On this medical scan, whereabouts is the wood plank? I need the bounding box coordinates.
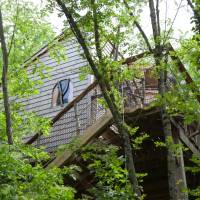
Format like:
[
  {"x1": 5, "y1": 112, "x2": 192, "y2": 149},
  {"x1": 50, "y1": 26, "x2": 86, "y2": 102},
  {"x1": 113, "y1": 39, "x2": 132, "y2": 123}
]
[
  {"x1": 101, "y1": 128, "x2": 122, "y2": 146},
  {"x1": 122, "y1": 51, "x2": 150, "y2": 65},
  {"x1": 171, "y1": 118, "x2": 200, "y2": 159},
  {"x1": 46, "y1": 111, "x2": 113, "y2": 168},
  {"x1": 168, "y1": 43, "x2": 200, "y2": 103}
]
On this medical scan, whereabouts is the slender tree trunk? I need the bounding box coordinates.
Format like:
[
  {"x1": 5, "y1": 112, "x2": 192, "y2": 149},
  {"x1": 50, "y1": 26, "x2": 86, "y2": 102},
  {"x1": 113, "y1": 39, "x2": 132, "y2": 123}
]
[
  {"x1": 0, "y1": 9, "x2": 13, "y2": 144},
  {"x1": 172, "y1": 126, "x2": 188, "y2": 200},
  {"x1": 148, "y1": 0, "x2": 187, "y2": 199},
  {"x1": 160, "y1": 103, "x2": 177, "y2": 200},
  {"x1": 55, "y1": 0, "x2": 141, "y2": 198}
]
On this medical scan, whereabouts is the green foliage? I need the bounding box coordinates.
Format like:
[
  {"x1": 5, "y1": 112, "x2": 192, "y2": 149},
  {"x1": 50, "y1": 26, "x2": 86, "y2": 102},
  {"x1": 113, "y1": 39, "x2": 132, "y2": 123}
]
[
  {"x1": 153, "y1": 41, "x2": 200, "y2": 124},
  {"x1": 190, "y1": 0, "x2": 200, "y2": 33},
  {"x1": 48, "y1": 0, "x2": 200, "y2": 199},
  {"x1": 154, "y1": 136, "x2": 187, "y2": 157},
  {"x1": 0, "y1": 0, "x2": 70, "y2": 143},
  {"x1": 186, "y1": 155, "x2": 200, "y2": 174},
  {"x1": 123, "y1": 124, "x2": 149, "y2": 150},
  {"x1": 0, "y1": 0, "x2": 57, "y2": 142},
  {"x1": 48, "y1": 38, "x2": 67, "y2": 64},
  {"x1": 79, "y1": 65, "x2": 92, "y2": 81},
  {"x1": 47, "y1": 0, "x2": 148, "y2": 113},
  {"x1": 186, "y1": 155, "x2": 200, "y2": 199},
  {"x1": 0, "y1": 1, "x2": 78, "y2": 199},
  {"x1": 1, "y1": 0, "x2": 200, "y2": 199},
  {"x1": 132, "y1": 133, "x2": 149, "y2": 150},
  {"x1": 0, "y1": 143, "x2": 75, "y2": 200},
  {"x1": 81, "y1": 142, "x2": 140, "y2": 199}
]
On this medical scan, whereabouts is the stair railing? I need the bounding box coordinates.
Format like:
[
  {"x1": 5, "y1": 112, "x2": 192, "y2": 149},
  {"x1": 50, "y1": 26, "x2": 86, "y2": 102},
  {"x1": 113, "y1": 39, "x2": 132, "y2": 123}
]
[{"x1": 25, "y1": 80, "x2": 99, "y2": 150}]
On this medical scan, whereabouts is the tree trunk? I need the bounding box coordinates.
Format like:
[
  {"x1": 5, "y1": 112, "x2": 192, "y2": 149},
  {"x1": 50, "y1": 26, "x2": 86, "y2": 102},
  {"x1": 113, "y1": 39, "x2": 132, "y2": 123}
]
[
  {"x1": 0, "y1": 9, "x2": 13, "y2": 145},
  {"x1": 55, "y1": 0, "x2": 141, "y2": 198},
  {"x1": 172, "y1": 124, "x2": 188, "y2": 200},
  {"x1": 160, "y1": 105, "x2": 177, "y2": 200},
  {"x1": 148, "y1": 0, "x2": 187, "y2": 199}
]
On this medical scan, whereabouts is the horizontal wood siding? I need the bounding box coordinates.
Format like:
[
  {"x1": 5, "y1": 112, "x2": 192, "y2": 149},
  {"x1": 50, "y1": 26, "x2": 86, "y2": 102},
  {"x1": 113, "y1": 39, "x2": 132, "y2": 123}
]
[
  {"x1": 22, "y1": 39, "x2": 113, "y2": 152},
  {"x1": 22, "y1": 38, "x2": 91, "y2": 119},
  {"x1": 22, "y1": 38, "x2": 94, "y2": 152}
]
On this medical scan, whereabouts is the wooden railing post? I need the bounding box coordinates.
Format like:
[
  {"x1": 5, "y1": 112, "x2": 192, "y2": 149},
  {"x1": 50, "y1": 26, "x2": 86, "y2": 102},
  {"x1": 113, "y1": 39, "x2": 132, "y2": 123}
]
[
  {"x1": 74, "y1": 102, "x2": 80, "y2": 136},
  {"x1": 141, "y1": 77, "x2": 145, "y2": 105}
]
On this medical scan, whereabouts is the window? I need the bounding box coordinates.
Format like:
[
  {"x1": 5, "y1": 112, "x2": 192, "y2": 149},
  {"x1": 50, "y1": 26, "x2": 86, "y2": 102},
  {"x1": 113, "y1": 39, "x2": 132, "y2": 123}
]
[{"x1": 52, "y1": 79, "x2": 73, "y2": 107}]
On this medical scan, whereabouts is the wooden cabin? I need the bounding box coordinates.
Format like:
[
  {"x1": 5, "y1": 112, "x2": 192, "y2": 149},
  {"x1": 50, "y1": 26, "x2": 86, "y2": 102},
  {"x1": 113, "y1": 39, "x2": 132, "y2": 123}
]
[{"x1": 23, "y1": 34, "x2": 200, "y2": 199}]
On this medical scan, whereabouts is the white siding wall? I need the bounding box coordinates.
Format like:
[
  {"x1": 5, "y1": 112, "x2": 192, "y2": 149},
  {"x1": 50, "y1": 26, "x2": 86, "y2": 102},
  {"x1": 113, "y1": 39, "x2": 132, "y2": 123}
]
[{"x1": 22, "y1": 38, "x2": 91, "y2": 119}]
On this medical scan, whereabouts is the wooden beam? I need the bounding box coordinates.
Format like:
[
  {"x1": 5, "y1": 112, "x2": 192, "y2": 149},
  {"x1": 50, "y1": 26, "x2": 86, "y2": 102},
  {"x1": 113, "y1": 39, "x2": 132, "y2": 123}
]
[
  {"x1": 171, "y1": 118, "x2": 200, "y2": 159},
  {"x1": 46, "y1": 111, "x2": 113, "y2": 169},
  {"x1": 168, "y1": 43, "x2": 200, "y2": 103},
  {"x1": 189, "y1": 130, "x2": 200, "y2": 138},
  {"x1": 101, "y1": 128, "x2": 122, "y2": 146},
  {"x1": 45, "y1": 106, "x2": 147, "y2": 169},
  {"x1": 122, "y1": 51, "x2": 151, "y2": 65}
]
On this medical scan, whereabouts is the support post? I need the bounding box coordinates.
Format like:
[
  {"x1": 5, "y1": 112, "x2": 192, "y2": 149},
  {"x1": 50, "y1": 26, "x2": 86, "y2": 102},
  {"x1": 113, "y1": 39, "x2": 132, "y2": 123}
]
[{"x1": 74, "y1": 103, "x2": 80, "y2": 136}]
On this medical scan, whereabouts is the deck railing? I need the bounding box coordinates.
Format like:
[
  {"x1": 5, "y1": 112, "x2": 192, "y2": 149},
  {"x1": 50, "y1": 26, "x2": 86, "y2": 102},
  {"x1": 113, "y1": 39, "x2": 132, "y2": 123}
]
[{"x1": 26, "y1": 78, "x2": 158, "y2": 153}]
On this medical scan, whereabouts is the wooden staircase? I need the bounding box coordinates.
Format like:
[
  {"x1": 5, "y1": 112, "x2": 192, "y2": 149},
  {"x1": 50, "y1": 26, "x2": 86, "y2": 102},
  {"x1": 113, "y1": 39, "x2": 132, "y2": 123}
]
[{"x1": 46, "y1": 110, "x2": 113, "y2": 168}]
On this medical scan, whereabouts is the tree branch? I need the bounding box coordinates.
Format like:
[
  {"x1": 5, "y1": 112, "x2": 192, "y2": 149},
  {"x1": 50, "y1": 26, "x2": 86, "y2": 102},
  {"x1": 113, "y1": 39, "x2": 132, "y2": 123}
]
[
  {"x1": 8, "y1": 23, "x2": 16, "y2": 57},
  {"x1": 123, "y1": 0, "x2": 153, "y2": 53},
  {"x1": 0, "y1": 8, "x2": 13, "y2": 144},
  {"x1": 186, "y1": 0, "x2": 194, "y2": 10},
  {"x1": 148, "y1": 0, "x2": 158, "y2": 44},
  {"x1": 162, "y1": 0, "x2": 183, "y2": 46},
  {"x1": 156, "y1": 0, "x2": 161, "y2": 36},
  {"x1": 7, "y1": 1, "x2": 19, "y2": 57},
  {"x1": 186, "y1": 0, "x2": 200, "y2": 33},
  {"x1": 91, "y1": 0, "x2": 103, "y2": 62}
]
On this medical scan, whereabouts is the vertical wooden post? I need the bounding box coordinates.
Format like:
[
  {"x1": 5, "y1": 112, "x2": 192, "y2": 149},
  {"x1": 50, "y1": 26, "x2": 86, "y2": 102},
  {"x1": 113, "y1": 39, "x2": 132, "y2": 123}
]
[
  {"x1": 141, "y1": 77, "x2": 145, "y2": 105},
  {"x1": 36, "y1": 134, "x2": 41, "y2": 148},
  {"x1": 90, "y1": 88, "x2": 98, "y2": 125},
  {"x1": 132, "y1": 78, "x2": 143, "y2": 105},
  {"x1": 125, "y1": 80, "x2": 138, "y2": 105},
  {"x1": 74, "y1": 103, "x2": 80, "y2": 136}
]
